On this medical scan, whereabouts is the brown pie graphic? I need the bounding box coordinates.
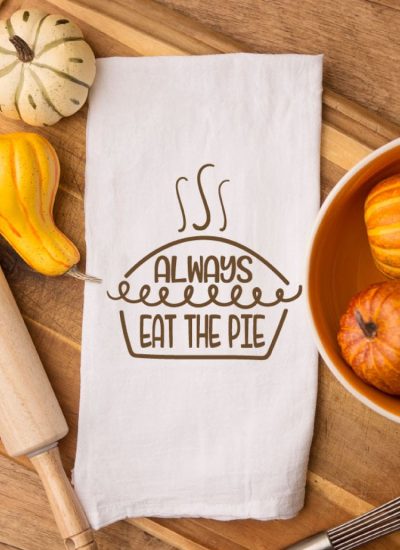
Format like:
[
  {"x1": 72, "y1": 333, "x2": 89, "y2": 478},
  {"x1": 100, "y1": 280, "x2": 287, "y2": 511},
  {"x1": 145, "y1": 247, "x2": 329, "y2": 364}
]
[{"x1": 107, "y1": 235, "x2": 302, "y2": 360}]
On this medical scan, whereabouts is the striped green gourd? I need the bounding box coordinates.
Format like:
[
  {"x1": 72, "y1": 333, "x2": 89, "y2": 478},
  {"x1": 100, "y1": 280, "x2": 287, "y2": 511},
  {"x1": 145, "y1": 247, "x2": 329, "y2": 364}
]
[{"x1": 0, "y1": 8, "x2": 96, "y2": 126}]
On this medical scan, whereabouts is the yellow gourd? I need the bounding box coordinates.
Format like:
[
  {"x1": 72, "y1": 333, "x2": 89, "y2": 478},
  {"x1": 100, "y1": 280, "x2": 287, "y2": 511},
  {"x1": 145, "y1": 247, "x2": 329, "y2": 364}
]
[{"x1": 0, "y1": 132, "x2": 80, "y2": 276}]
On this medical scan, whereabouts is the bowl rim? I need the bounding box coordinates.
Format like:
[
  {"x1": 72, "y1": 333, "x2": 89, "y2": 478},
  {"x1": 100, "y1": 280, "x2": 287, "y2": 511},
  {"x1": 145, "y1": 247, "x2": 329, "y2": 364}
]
[{"x1": 305, "y1": 136, "x2": 400, "y2": 424}]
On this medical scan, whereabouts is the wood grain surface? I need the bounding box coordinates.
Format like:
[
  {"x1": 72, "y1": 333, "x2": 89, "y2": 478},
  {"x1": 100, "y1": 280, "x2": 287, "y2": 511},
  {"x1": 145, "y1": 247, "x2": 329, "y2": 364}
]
[
  {"x1": 156, "y1": 0, "x2": 400, "y2": 128},
  {"x1": 0, "y1": 1, "x2": 399, "y2": 549}
]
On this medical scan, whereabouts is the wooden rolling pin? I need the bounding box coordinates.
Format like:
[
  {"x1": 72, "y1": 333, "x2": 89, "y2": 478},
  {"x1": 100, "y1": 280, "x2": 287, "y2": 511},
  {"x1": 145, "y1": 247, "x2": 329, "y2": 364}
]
[{"x1": 0, "y1": 267, "x2": 97, "y2": 550}]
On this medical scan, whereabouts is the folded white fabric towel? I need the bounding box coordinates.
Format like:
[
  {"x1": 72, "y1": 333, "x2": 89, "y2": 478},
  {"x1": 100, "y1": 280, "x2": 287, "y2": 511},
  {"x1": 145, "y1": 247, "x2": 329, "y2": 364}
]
[{"x1": 73, "y1": 53, "x2": 323, "y2": 529}]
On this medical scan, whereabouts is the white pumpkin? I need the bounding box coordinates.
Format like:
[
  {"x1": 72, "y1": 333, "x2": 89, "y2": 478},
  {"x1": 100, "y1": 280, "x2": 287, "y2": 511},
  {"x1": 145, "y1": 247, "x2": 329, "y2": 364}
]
[{"x1": 0, "y1": 8, "x2": 96, "y2": 126}]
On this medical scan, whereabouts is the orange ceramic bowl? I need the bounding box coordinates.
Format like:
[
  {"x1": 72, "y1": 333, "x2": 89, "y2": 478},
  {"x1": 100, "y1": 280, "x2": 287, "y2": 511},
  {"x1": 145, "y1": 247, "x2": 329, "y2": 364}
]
[{"x1": 306, "y1": 138, "x2": 400, "y2": 423}]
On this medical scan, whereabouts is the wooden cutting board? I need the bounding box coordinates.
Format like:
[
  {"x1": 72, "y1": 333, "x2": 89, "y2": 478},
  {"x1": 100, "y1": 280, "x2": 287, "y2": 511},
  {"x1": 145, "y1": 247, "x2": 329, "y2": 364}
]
[{"x1": 0, "y1": 1, "x2": 399, "y2": 549}]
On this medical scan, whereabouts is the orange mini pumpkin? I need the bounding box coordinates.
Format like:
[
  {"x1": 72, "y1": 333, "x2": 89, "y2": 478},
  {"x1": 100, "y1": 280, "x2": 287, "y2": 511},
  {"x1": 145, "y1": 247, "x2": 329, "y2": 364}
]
[
  {"x1": 337, "y1": 281, "x2": 400, "y2": 395},
  {"x1": 365, "y1": 174, "x2": 400, "y2": 278}
]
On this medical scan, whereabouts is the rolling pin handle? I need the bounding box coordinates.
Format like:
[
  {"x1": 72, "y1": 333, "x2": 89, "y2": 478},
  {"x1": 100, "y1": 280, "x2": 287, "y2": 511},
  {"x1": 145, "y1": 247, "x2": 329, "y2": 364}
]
[
  {"x1": 65, "y1": 532, "x2": 98, "y2": 550},
  {"x1": 29, "y1": 444, "x2": 97, "y2": 550}
]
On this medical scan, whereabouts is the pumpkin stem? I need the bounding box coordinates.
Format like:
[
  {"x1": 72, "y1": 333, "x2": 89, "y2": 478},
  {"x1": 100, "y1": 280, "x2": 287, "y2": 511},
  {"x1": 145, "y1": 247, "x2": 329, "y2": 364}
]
[
  {"x1": 9, "y1": 35, "x2": 34, "y2": 63},
  {"x1": 355, "y1": 310, "x2": 377, "y2": 339}
]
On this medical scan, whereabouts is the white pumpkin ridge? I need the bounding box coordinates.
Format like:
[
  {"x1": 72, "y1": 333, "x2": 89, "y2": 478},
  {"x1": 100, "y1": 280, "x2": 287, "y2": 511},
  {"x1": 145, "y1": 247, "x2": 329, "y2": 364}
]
[
  {"x1": 28, "y1": 68, "x2": 63, "y2": 118},
  {"x1": 14, "y1": 65, "x2": 24, "y2": 119},
  {"x1": 0, "y1": 59, "x2": 18, "y2": 78},
  {"x1": 31, "y1": 62, "x2": 91, "y2": 88},
  {"x1": 32, "y1": 14, "x2": 51, "y2": 53},
  {"x1": 0, "y1": 46, "x2": 16, "y2": 55},
  {"x1": 35, "y1": 36, "x2": 84, "y2": 58}
]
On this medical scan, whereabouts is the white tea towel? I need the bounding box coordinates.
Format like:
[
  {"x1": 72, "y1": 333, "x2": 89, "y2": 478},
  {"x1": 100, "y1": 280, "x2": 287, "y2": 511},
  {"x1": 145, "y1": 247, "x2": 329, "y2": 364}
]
[{"x1": 73, "y1": 53, "x2": 323, "y2": 529}]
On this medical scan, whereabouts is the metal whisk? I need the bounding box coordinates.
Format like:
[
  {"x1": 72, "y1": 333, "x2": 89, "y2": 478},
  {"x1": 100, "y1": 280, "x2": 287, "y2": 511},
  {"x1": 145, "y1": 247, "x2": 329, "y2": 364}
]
[{"x1": 285, "y1": 497, "x2": 400, "y2": 549}]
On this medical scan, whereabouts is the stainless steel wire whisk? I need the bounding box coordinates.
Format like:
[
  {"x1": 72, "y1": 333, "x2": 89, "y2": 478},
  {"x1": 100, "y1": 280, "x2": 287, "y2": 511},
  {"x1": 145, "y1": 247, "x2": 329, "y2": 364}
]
[{"x1": 285, "y1": 497, "x2": 400, "y2": 549}]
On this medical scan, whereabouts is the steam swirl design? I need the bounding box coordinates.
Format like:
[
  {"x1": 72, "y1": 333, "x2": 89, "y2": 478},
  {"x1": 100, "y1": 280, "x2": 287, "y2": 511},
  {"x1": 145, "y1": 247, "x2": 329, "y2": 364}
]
[{"x1": 175, "y1": 163, "x2": 229, "y2": 232}]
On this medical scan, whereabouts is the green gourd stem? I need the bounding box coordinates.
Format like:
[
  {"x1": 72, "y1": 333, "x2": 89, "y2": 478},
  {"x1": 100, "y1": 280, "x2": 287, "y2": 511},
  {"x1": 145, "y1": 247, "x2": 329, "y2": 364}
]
[
  {"x1": 66, "y1": 266, "x2": 102, "y2": 283},
  {"x1": 355, "y1": 310, "x2": 377, "y2": 339},
  {"x1": 9, "y1": 35, "x2": 34, "y2": 62}
]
